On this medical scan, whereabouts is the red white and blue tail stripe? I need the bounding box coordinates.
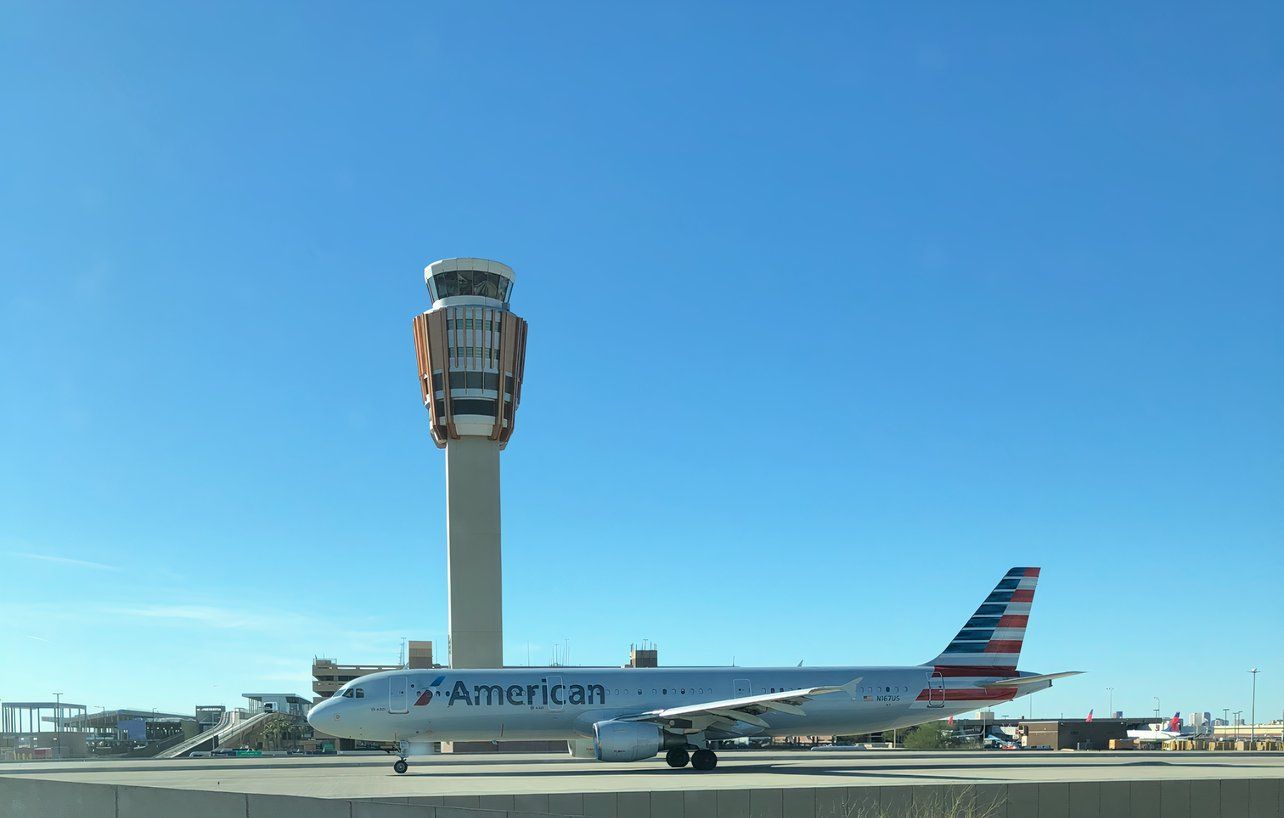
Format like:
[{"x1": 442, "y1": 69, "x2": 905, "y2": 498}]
[{"x1": 927, "y1": 567, "x2": 1039, "y2": 669}]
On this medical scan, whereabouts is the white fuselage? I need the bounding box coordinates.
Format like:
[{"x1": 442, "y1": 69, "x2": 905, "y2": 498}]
[{"x1": 309, "y1": 664, "x2": 1044, "y2": 746}]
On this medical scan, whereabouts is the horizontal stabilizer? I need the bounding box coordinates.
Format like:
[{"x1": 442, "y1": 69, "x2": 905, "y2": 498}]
[{"x1": 980, "y1": 671, "x2": 1083, "y2": 690}]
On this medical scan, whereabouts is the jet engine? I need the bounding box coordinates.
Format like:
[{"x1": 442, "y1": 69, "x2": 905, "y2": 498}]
[{"x1": 592, "y1": 720, "x2": 671, "y2": 762}]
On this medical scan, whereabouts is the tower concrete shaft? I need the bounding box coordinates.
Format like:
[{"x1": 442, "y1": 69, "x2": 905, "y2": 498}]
[
  {"x1": 445, "y1": 438, "x2": 502, "y2": 669},
  {"x1": 411, "y1": 258, "x2": 527, "y2": 669}
]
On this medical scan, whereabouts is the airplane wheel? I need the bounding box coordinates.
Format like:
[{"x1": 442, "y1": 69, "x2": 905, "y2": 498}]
[
  {"x1": 665, "y1": 748, "x2": 690, "y2": 768},
  {"x1": 393, "y1": 759, "x2": 408, "y2": 774},
  {"x1": 690, "y1": 749, "x2": 717, "y2": 771}
]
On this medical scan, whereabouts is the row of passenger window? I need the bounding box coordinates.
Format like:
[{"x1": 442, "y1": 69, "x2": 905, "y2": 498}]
[
  {"x1": 585, "y1": 683, "x2": 914, "y2": 698},
  {"x1": 604, "y1": 687, "x2": 714, "y2": 696},
  {"x1": 431, "y1": 372, "x2": 516, "y2": 392},
  {"x1": 447, "y1": 318, "x2": 503, "y2": 332}
]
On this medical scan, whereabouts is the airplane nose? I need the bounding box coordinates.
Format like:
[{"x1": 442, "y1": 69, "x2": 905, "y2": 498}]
[{"x1": 306, "y1": 699, "x2": 328, "y2": 730}]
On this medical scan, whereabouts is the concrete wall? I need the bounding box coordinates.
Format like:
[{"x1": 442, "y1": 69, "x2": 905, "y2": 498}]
[
  {"x1": 5, "y1": 775, "x2": 1283, "y2": 818},
  {"x1": 0, "y1": 777, "x2": 567, "y2": 818},
  {"x1": 371, "y1": 779, "x2": 1284, "y2": 817}
]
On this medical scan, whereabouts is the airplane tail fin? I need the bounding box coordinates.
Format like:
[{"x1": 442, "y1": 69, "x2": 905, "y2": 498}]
[
  {"x1": 1169, "y1": 712, "x2": 1181, "y2": 732},
  {"x1": 927, "y1": 567, "x2": 1039, "y2": 669}
]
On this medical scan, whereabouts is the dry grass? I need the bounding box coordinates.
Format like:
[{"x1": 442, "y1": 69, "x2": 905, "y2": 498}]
[{"x1": 842, "y1": 784, "x2": 1005, "y2": 818}]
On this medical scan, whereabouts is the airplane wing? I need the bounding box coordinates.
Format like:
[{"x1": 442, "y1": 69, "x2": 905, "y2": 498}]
[
  {"x1": 618, "y1": 678, "x2": 862, "y2": 731},
  {"x1": 979, "y1": 671, "x2": 1083, "y2": 690}
]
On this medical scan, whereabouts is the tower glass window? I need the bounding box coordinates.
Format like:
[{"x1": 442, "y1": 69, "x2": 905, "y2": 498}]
[{"x1": 432, "y1": 270, "x2": 512, "y2": 303}]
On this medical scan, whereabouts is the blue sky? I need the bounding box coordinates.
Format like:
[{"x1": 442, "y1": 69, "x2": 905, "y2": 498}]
[{"x1": 2, "y1": 2, "x2": 1281, "y2": 725}]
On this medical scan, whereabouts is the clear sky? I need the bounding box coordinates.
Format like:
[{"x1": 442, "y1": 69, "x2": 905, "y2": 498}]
[{"x1": 2, "y1": 3, "x2": 1281, "y2": 725}]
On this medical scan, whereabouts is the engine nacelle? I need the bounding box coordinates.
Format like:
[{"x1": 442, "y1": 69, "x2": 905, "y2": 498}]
[{"x1": 592, "y1": 720, "x2": 665, "y2": 762}]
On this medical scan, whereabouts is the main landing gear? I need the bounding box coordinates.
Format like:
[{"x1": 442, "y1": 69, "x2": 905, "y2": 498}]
[
  {"x1": 666, "y1": 747, "x2": 717, "y2": 770},
  {"x1": 392, "y1": 758, "x2": 408, "y2": 775},
  {"x1": 691, "y1": 749, "x2": 718, "y2": 771}
]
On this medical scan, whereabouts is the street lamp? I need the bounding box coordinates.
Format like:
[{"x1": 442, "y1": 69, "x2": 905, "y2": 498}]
[
  {"x1": 1249, "y1": 669, "x2": 1259, "y2": 744},
  {"x1": 1153, "y1": 697, "x2": 1160, "y2": 722},
  {"x1": 53, "y1": 693, "x2": 62, "y2": 733},
  {"x1": 1234, "y1": 711, "x2": 1242, "y2": 740}
]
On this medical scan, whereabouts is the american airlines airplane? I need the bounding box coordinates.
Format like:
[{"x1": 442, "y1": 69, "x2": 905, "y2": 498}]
[{"x1": 308, "y1": 567, "x2": 1080, "y2": 773}]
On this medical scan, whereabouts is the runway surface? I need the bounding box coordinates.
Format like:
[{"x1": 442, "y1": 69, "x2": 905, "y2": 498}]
[{"x1": 3, "y1": 751, "x2": 1282, "y2": 800}]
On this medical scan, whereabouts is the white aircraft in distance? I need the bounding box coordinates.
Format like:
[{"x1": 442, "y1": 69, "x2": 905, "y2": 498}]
[
  {"x1": 308, "y1": 567, "x2": 1081, "y2": 774},
  {"x1": 1128, "y1": 712, "x2": 1213, "y2": 742}
]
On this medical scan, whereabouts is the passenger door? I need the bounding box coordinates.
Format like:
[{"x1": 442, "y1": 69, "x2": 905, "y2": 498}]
[
  {"x1": 734, "y1": 678, "x2": 751, "y2": 698},
  {"x1": 389, "y1": 675, "x2": 409, "y2": 714},
  {"x1": 547, "y1": 675, "x2": 564, "y2": 712}
]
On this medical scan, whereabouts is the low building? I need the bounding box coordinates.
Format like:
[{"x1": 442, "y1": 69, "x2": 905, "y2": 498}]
[{"x1": 1021, "y1": 719, "x2": 1128, "y2": 750}]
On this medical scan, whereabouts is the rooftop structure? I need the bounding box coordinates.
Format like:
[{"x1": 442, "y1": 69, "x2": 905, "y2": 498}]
[
  {"x1": 628, "y1": 642, "x2": 659, "y2": 668},
  {"x1": 242, "y1": 694, "x2": 311, "y2": 718},
  {"x1": 60, "y1": 709, "x2": 190, "y2": 731},
  {"x1": 1, "y1": 702, "x2": 87, "y2": 734}
]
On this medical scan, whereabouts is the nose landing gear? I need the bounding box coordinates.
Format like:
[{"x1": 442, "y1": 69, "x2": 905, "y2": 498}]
[{"x1": 392, "y1": 758, "x2": 408, "y2": 774}]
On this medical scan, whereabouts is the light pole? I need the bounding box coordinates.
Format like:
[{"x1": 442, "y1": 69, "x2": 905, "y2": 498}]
[
  {"x1": 1107, "y1": 688, "x2": 1114, "y2": 718},
  {"x1": 1248, "y1": 669, "x2": 1259, "y2": 744},
  {"x1": 1234, "y1": 711, "x2": 1242, "y2": 740},
  {"x1": 1153, "y1": 697, "x2": 1160, "y2": 722}
]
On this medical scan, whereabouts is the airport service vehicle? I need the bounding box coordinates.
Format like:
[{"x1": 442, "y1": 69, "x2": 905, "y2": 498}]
[{"x1": 308, "y1": 567, "x2": 1079, "y2": 774}]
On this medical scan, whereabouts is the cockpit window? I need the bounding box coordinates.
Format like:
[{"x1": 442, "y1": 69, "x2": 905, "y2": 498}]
[
  {"x1": 354, "y1": 688, "x2": 365, "y2": 699},
  {"x1": 341, "y1": 688, "x2": 354, "y2": 698}
]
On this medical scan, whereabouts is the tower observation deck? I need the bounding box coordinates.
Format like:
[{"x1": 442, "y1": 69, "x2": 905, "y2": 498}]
[{"x1": 411, "y1": 258, "x2": 528, "y2": 669}]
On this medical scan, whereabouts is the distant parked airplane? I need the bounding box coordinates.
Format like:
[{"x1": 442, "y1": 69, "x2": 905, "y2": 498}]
[
  {"x1": 308, "y1": 567, "x2": 1081, "y2": 774},
  {"x1": 1128, "y1": 712, "x2": 1212, "y2": 742}
]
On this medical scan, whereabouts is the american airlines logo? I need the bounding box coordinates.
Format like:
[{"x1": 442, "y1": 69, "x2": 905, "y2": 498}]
[{"x1": 418, "y1": 676, "x2": 608, "y2": 707}]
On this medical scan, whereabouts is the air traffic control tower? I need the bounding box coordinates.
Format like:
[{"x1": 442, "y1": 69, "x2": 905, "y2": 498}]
[{"x1": 411, "y1": 258, "x2": 528, "y2": 669}]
